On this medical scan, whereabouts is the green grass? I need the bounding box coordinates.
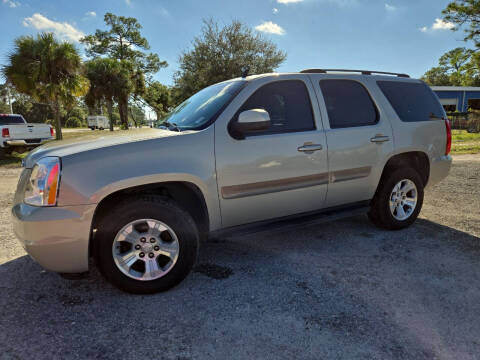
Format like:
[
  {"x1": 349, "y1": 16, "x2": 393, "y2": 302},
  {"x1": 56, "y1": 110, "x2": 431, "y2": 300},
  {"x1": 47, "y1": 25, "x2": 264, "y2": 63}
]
[
  {"x1": 452, "y1": 129, "x2": 480, "y2": 141},
  {"x1": 451, "y1": 130, "x2": 480, "y2": 154},
  {"x1": 0, "y1": 151, "x2": 28, "y2": 167}
]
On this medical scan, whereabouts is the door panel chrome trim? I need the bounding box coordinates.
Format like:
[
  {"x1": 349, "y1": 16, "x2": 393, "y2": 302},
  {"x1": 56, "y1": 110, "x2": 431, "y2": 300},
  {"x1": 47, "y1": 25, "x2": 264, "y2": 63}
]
[
  {"x1": 221, "y1": 173, "x2": 329, "y2": 199},
  {"x1": 221, "y1": 166, "x2": 371, "y2": 199},
  {"x1": 329, "y1": 166, "x2": 371, "y2": 183}
]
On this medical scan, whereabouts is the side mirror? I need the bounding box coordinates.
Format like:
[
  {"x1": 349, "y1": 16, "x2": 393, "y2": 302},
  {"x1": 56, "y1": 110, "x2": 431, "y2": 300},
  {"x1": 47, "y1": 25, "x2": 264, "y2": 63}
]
[{"x1": 230, "y1": 109, "x2": 271, "y2": 139}]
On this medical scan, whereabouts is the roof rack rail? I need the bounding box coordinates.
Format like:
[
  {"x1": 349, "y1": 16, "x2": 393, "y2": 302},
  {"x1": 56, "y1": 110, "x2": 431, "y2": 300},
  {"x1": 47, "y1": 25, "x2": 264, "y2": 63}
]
[{"x1": 300, "y1": 69, "x2": 410, "y2": 78}]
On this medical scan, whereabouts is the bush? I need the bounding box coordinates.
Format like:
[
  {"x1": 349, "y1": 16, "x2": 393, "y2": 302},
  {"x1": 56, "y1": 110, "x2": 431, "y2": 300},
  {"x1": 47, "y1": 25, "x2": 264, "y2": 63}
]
[{"x1": 65, "y1": 117, "x2": 82, "y2": 128}]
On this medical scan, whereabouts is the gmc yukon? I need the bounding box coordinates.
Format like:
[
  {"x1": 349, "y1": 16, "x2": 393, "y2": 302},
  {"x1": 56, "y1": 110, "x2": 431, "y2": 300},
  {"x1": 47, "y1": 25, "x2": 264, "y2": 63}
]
[{"x1": 12, "y1": 69, "x2": 452, "y2": 293}]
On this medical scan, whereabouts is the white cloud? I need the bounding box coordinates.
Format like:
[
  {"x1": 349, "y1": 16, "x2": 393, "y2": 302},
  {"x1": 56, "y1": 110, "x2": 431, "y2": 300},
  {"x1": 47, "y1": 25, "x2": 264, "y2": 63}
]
[
  {"x1": 385, "y1": 3, "x2": 396, "y2": 11},
  {"x1": 432, "y1": 18, "x2": 454, "y2": 30},
  {"x1": 23, "y1": 13, "x2": 85, "y2": 42},
  {"x1": 273, "y1": 8, "x2": 279, "y2": 14},
  {"x1": 255, "y1": 21, "x2": 285, "y2": 35},
  {"x1": 277, "y1": 0, "x2": 303, "y2": 3},
  {"x1": 420, "y1": 18, "x2": 455, "y2": 33},
  {"x1": 85, "y1": 11, "x2": 96, "y2": 17},
  {"x1": 2, "y1": 0, "x2": 20, "y2": 8},
  {"x1": 125, "y1": 0, "x2": 131, "y2": 5}
]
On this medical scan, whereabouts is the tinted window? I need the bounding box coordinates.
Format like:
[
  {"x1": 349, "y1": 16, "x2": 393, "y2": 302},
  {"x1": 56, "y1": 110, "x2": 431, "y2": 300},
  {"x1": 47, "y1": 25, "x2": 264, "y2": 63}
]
[
  {"x1": 237, "y1": 80, "x2": 315, "y2": 134},
  {"x1": 320, "y1": 80, "x2": 378, "y2": 129},
  {"x1": 0, "y1": 115, "x2": 25, "y2": 125},
  {"x1": 377, "y1": 81, "x2": 445, "y2": 122}
]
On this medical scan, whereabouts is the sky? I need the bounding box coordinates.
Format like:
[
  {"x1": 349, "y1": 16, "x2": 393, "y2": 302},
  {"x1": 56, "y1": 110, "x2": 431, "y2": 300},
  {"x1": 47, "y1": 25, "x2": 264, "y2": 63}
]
[{"x1": 0, "y1": 0, "x2": 472, "y2": 87}]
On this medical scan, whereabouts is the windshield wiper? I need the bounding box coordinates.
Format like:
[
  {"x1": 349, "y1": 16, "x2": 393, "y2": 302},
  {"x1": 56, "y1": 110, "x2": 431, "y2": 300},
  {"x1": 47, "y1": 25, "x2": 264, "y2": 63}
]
[
  {"x1": 157, "y1": 121, "x2": 181, "y2": 132},
  {"x1": 165, "y1": 121, "x2": 181, "y2": 132}
]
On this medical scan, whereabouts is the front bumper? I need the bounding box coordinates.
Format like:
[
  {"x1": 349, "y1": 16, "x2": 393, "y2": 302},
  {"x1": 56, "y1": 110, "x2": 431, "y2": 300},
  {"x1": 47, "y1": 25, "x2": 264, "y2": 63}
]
[
  {"x1": 427, "y1": 155, "x2": 452, "y2": 188},
  {"x1": 12, "y1": 202, "x2": 96, "y2": 273}
]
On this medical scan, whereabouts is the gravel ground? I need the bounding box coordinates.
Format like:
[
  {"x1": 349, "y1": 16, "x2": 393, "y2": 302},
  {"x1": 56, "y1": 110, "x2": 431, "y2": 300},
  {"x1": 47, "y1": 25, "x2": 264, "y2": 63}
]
[{"x1": 0, "y1": 156, "x2": 479, "y2": 360}]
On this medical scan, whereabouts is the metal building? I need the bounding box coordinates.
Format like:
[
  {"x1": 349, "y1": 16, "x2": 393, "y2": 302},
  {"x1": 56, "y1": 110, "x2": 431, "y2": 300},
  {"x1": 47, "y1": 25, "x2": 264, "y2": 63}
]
[{"x1": 431, "y1": 86, "x2": 480, "y2": 112}]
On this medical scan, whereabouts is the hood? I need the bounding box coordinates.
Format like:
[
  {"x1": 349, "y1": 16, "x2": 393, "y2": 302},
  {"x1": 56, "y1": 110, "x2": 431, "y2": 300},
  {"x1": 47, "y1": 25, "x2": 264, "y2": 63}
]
[{"x1": 24, "y1": 129, "x2": 182, "y2": 168}]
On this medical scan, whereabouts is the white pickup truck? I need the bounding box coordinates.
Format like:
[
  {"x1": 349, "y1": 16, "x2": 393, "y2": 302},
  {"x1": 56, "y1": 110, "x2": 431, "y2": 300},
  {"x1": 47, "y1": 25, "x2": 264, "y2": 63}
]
[{"x1": 0, "y1": 114, "x2": 54, "y2": 155}]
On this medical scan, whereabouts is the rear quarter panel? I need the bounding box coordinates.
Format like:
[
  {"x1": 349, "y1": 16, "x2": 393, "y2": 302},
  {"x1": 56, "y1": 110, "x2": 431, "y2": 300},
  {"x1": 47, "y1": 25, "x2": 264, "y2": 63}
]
[{"x1": 371, "y1": 78, "x2": 447, "y2": 180}]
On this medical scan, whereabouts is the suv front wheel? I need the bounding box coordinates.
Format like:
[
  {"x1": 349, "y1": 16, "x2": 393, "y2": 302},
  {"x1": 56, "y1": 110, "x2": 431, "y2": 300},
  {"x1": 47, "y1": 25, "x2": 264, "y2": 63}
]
[
  {"x1": 368, "y1": 167, "x2": 424, "y2": 230},
  {"x1": 94, "y1": 196, "x2": 199, "y2": 294}
]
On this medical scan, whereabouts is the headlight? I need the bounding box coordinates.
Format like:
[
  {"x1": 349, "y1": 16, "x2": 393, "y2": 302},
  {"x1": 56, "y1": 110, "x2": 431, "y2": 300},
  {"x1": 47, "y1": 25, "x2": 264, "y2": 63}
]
[{"x1": 24, "y1": 157, "x2": 61, "y2": 206}]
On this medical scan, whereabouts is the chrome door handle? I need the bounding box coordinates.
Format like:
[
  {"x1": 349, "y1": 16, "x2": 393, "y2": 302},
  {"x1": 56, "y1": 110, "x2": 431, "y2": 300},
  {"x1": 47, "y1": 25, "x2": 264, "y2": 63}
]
[
  {"x1": 297, "y1": 143, "x2": 323, "y2": 153},
  {"x1": 370, "y1": 135, "x2": 390, "y2": 143}
]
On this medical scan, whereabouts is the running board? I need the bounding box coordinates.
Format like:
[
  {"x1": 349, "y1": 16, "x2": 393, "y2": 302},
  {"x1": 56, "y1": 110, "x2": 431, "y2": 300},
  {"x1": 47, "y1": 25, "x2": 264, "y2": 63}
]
[{"x1": 211, "y1": 201, "x2": 370, "y2": 238}]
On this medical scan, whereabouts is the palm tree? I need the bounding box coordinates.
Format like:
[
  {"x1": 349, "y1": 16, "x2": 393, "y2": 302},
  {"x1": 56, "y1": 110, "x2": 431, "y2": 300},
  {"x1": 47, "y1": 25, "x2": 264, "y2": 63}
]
[
  {"x1": 2, "y1": 33, "x2": 89, "y2": 140},
  {"x1": 85, "y1": 58, "x2": 136, "y2": 130}
]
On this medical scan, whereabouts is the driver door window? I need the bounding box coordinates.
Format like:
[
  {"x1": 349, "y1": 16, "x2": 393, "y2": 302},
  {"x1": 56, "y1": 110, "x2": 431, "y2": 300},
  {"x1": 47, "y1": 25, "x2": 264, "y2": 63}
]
[{"x1": 236, "y1": 80, "x2": 315, "y2": 135}]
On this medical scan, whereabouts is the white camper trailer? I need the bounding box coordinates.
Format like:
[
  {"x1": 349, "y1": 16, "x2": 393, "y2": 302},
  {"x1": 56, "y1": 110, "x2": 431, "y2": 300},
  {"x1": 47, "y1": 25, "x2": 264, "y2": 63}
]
[{"x1": 87, "y1": 116, "x2": 109, "y2": 130}]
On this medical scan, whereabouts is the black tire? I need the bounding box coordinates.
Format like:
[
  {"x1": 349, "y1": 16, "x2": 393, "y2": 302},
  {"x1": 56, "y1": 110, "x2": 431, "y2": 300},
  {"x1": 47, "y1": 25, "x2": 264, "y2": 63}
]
[
  {"x1": 94, "y1": 195, "x2": 199, "y2": 294},
  {"x1": 368, "y1": 167, "x2": 424, "y2": 230}
]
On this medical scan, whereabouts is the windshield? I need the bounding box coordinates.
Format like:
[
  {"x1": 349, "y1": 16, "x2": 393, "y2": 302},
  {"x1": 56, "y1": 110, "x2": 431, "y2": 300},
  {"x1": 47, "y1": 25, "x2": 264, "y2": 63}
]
[
  {"x1": 158, "y1": 80, "x2": 246, "y2": 130},
  {"x1": 0, "y1": 115, "x2": 26, "y2": 125}
]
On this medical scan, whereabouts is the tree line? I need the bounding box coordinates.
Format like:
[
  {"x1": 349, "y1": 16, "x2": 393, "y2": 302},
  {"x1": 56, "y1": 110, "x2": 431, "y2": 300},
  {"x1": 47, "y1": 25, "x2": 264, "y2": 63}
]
[
  {"x1": 0, "y1": 14, "x2": 286, "y2": 140},
  {"x1": 422, "y1": 1, "x2": 480, "y2": 88}
]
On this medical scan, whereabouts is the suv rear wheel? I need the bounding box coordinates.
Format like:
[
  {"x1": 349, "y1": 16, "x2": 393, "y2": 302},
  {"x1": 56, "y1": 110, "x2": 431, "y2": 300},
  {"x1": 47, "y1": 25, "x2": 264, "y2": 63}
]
[
  {"x1": 368, "y1": 167, "x2": 424, "y2": 230},
  {"x1": 94, "y1": 196, "x2": 199, "y2": 294}
]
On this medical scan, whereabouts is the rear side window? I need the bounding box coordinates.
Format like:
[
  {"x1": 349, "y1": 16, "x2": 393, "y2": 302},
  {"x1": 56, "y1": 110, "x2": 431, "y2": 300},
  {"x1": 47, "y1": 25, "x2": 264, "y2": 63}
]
[
  {"x1": 238, "y1": 80, "x2": 315, "y2": 134},
  {"x1": 377, "y1": 81, "x2": 444, "y2": 122},
  {"x1": 319, "y1": 80, "x2": 378, "y2": 129},
  {"x1": 0, "y1": 115, "x2": 25, "y2": 125}
]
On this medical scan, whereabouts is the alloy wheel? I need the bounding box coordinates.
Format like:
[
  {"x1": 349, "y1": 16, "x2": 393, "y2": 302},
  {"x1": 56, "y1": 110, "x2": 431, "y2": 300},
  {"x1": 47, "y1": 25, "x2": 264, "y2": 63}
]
[
  {"x1": 112, "y1": 219, "x2": 180, "y2": 281},
  {"x1": 389, "y1": 179, "x2": 418, "y2": 221}
]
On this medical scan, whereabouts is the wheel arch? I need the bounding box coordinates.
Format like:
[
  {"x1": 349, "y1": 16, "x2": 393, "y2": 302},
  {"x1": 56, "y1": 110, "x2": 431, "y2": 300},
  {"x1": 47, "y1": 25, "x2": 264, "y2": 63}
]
[
  {"x1": 89, "y1": 181, "x2": 210, "y2": 257},
  {"x1": 378, "y1": 151, "x2": 430, "y2": 189}
]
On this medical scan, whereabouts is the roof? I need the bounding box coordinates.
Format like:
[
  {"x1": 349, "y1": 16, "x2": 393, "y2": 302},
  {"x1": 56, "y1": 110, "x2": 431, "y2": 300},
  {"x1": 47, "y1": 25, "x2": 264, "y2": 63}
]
[{"x1": 431, "y1": 86, "x2": 480, "y2": 92}]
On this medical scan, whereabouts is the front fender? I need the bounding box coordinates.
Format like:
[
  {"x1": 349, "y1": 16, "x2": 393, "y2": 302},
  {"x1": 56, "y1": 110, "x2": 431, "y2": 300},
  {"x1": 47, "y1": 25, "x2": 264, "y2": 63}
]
[{"x1": 56, "y1": 127, "x2": 222, "y2": 230}]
